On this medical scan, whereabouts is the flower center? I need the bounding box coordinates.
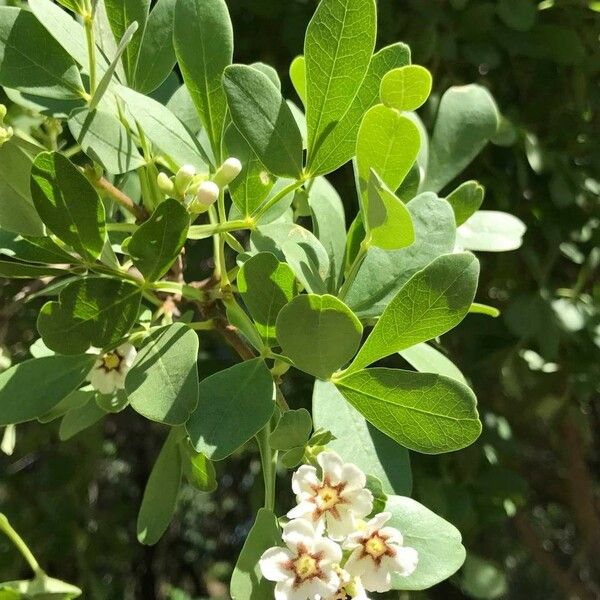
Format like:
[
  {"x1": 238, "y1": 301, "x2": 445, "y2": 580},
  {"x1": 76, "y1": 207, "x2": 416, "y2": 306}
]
[
  {"x1": 102, "y1": 352, "x2": 122, "y2": 371},
  {"x1": 294, "y1": 553, "x2": 319, "y2": 580},
  {"x1": 317, "y1": 485, "x2": 340, "y2": 510},
  {"x1": 365, "y1": 534, "x2": 388, "y2": 559}
]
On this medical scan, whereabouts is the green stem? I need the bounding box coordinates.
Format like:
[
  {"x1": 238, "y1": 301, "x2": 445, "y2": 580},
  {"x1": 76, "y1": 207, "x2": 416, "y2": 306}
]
[
  {"x1": 188, "y1": 319, "x2": 215, "y2": 331},
  {"x1": 0, "y1": 514, "x2": 43, "y2": 576},
  {"x1": 187, "y1": 219, "x2": 253, "y2": 240},
  {"x1": 106, "y1": 222, "x2": 137, "y2": 233},
  {"x1": 83, "y1": 2, "x2": 97, "y2": 97},
  {"x1": 256, "y1": 424, "x2": 278, "y2": 511},
  {"x1": 216, "y1": 190, "x2": 230, "y2": 289},
  {"x1": 338, "y1": 241, "x2": 370, "y2": 301},
  {"x1": 253, "y1": 179, "x2": 305, "y2": 221}
]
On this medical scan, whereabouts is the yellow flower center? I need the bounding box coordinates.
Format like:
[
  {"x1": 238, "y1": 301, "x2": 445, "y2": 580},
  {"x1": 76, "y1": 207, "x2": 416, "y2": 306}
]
[
  {"x1": 102, "y1": 352, "x2": 121, "y2": 371},
  {"x1": 365, "y1": 535, "x2": 388, "y2": 559},
  {"x1": 317, "y1": 485, "x2": 340, "y2": 510},
  {"x1": 295, "y1": 554, "x2": 319, "y2": 580}
]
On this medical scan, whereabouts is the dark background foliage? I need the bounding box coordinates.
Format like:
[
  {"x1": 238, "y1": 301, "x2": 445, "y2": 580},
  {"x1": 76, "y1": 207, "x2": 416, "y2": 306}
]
[{"x1": 0, "y1": 0, "x2": 599, "y2": 598}]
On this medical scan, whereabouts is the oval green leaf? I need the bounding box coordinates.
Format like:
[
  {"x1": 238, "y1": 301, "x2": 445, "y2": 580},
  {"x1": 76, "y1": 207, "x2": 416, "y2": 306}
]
[
  {"x1": 380, "y1": 65, "x2": 433, "y2": 112},
  {"x1": 276, "y1": 294, "x2": 363, "y2": 380}
]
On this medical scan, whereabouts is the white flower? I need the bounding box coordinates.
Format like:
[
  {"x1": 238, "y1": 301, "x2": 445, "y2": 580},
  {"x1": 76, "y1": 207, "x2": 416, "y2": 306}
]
[
  {"x1": 260, "y1": 519, "x2": 342, "y2": 600},
  {"x1": 318, "y1": 569, "x2": 371, "y2": 600},
  {"x1": 343, "y1": 512, "x2": 418, "y2": 593},
  {"x1": 88, "y1": 344, "x2": 137, "y2": 395},
  {"x1": 213, "y1": 157, "x2": 242, "y2": 187},
  {"x1": 288, "y1": 451, "x2": 373, "y2": 540}
]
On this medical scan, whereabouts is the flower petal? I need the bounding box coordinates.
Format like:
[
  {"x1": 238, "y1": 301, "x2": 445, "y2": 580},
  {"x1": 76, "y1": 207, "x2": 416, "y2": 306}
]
[
  {"x1": 282, "y1": 518, "x2": 318, "y2": 552},
  {"x1": 380, "y1": 526, "x2": 403, "y2": 546},
  {"x1": 366, "y1": 512, "x2": 391, "y2": 532},
  {"x1": 317, "y1": 451, "x2": 343, "y2": 485},
  {"x1": 291, "y1": 464, "x2": 319, "y2": 497},
  {"x1": 342, "y1": 488, "x2": 373, "y2": 519},
  {"x1": 325, "y1": 507, "x2": 356, "y2": 540},
  {"x1": 344, "y1": 549, "x2": 370, "y2": 577},
  {"x1": 340, "y1": 462, "x2": 366, "y2": 490},
  {"x1": 313, "y1": 536, "x2": 343, "y2": 563},
  {"x1": 389, "y1": 545, "x2": 419, "y2": 577},
  {"x1": 287, "y1": 500, "x2": 316, "y2": 521},
  {"x1": 359, "y1": 564, "x2": 393, "y2": 593},
  {"x1": 259, "y1": 547, "x2": 294, "y2": 582}
]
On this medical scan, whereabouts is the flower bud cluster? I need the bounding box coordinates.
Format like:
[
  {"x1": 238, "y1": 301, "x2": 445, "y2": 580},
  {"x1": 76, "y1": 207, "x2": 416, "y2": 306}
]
[
  {"x1": 0, "y1": 104, "x2": 13, "y2": 148},
  {"x1": 259, "y1": 451, "x2": 418, "y2": 599},
  {"x1": 156, "y1": 157, "x2": 243, "y2": 215}
]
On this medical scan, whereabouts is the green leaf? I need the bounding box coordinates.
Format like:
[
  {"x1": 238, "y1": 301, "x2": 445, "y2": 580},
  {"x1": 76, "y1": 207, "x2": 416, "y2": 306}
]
[
  {"x1": 174, "y1": 0, "x2": 232, "y2": 157},
  {"x1": 11, "y1": 224, "x2": 71, "y2": 267},
  {"x1": 0, "y1": 355, "x2": 94, "y2": 425},
  {"x1": 59, "y1": 395, "x2": 105, "y2": 441},
  {"x1": 269, "y1": 408, "x2": 312, "y2": 450},
  {"x1": 305, "y1": 0, "x2": 376, "y2": 168},
  {"x1": 28, "y1": 0, "x2": 93, "y2": 72},
  {"x1": 366, "y1": 171, "x2": 415, "y2": 251},
  {"x1": 0, "y1": 7, "x2": 84, "y2": 99},
  {"x1": 30, "y1": 152, "x2": 106, "y2": 261},
  {"x1": 167, "y1": 84, "x2": 201, "y2": 134},
  {"x1": 445, "y1": 180, "x2": 485, "y2": 226},
  {"x1": 350, "y1": 252, "x2": 479, "y2": 371},
  {"x1": 0, "y1": 141, "x2": 44, "y2": 237},
  {"x1": 104, "y1": 0, "x2": 150, "y2": 83},
  {"x1": 400, "y1": 343, "x2": 468, "y2": 386},
  {"x1": 126, "y1": 324, "x2": 199, "y2": 425},
  {"x1": 250, "y1": 223, "x2": 330, "y2": 294},
  {"x1": 386, "y1": 495, "x2": 466, "y2": 590},
  {"x1": 68, "y1": 107, "x2": 146, "y2": 175},
  {"x1": 335, "y1": 368, "x2": 481, "y2": 454},
  {"x1": 313, "y1": 380, "x2": 412, "y2": 495},
  {"x1": 424, "y1": 84, "x2": 499, "y2": 193},
  {"x1": 0, "y1": 573, "x2": 82, "y2": 598},
  {"x1": 308, "y1": 42, "x2": 411, "y2": 176},
  {"x1": 180, "y1": 441, "x2": 217, "y2": 492},
  {"x1": 497, "y1": 0, "x2": 537, "y2": 31},
  {"x1": 39, "y1": 389, "x2": 92, "y2": 424},
  {"x1": 137, "y1": 429, "x2": 182, "y2": 545},
  {"x1": 238, "y1": 253, "x2": 297, "y2": 345},
  {"x1": 456, "y1": 210, "x2": 526, "y2": 252},
  {"x1": 223, "y1": 65, "x2": 303, "y2": 179},
  {"x1": 345, "y1": 193, "x2": 457, "y2": 319},
  {"x1": 37, "y1": 277, "x2": 142, "y2": 355},
  {"x1": 117, "y1": 84, "x2": 210, "y2": 170},
  {"x1": 276, "y1": 294, "x2": 362, "y2": 380},
  {"x1": 224, "y1": 124, "x2": 275, "y2": 218},
  {"x1": 186, "y1": 358, "x2": 274, "y2": 461},
  {"x1": 0, "y1": 260, "x2": 71, "y2": 279},
  {"x1": 230, "y1": 509, "x2": 281, "y2": 600},
  {"x1": 252, "y1": 62, "x2": 280, "y2": 90},
  {"x1": 134, "y1": 0, "x2": 177, "y2": 93},
  {"x1": 380, "y1": 65, "x2": 433, "y2": 111},
  {"x1": 127, "y1": 199, "x2": 190, "y2": 281},
  {"x1": 308, "y1": 177, "x2": 347, "y2": 291},
  {"x1": 356, "y1": 104, "x2": 421, "y2": 209},
  {"x1": 289, "y1": 55, "x2": 306, "y2": 105}
]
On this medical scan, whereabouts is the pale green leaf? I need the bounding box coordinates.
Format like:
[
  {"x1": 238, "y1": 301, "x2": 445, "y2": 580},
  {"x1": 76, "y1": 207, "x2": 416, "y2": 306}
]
[
  {"x1": 59, "y1": 395, "x2": 105, "y2": 440},
  {"x1": 0, "y1": 7, "x2": 85, "y2": 99},
  {"x1": 174, "y1": 0, "x2": 232, "y2": 157},
  {"x1": 386, "y1": 495, "x2": 467, "y2": 589},
  {"x1": 445, "y1": 180, "x2": 485, "y2": 226},
  {"x1": 37, "y1": 278, "x2": 142, "y2": 355},
  {"x1": 230, "y1": 509, "x2": 281, "y2": 600},
  {"x1": 126, "y1": 324, "x2": 199, "y2": 425},
  {"x1": 399, "y1": 343, "x2": 468, "y2": 386},
  {"x1": 276, "y1": 294, "x2": 362, "y2": 380},
  {"x1": 137, "y1": 429, "x2": 182, "y2": 545},
  {"x1": 186, "y1": 359, "x2": 274, "y2": 461},
  {"x1": 223, "y1": 65, "x2": 303, "y2": 179},
  {"x1": 305, "y1": 0, "x2": 376, "y2": 168},
  {"x1": 313, "y1": 380, "x2": 412, "y2": 495},
  {"x1": 0, "y1": 260, "x2": 71, "y2": 279},
  {"x1": 30, "y1": 152, "x2": 106, "y2": 260},
  {"x1": 269, "y1": 408, "x2": 312, "y2": 450},
  {"x1": 0, "y1": 355, "x2": 94, "y2": 425},
  {"x1": 380, "y1": 65, "x2": 433, "y2": 111},
  {"x1": 127, "y1": 198, "x2": 190, "y2": 281},
  {"x1": 238, "y1": 252, "x2": 297, "y2": 345},
  {"x1": 424, "y1": 84, "x2": 499, "y2": 193},
  {"x1": 350, "y1": 253, "x2": 480, "y2": 371},
  {"x1": 335, "y1": 368, "x2": 481, "y2": 454},
  {"x1": 456, "y1": 210, "x2": 526, "y2": 252},
  {"x1": 289, "y1": 55, "x2": 306, "y2": 105}
]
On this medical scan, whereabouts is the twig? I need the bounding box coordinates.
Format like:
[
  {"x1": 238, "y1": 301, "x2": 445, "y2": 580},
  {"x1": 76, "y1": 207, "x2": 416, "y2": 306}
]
[{"x1": 94, "y1": 176, "x2": 148, "y2": 221}]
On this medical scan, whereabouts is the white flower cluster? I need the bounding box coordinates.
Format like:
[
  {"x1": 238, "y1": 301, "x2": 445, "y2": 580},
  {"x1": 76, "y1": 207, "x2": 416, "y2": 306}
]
[{"x1": 260, "y1": 451, "x2": 418, "y2": 600}]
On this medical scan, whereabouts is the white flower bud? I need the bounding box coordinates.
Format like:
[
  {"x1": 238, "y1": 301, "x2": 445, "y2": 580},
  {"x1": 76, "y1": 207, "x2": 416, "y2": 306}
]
[
  {"x1": 0, "y1": 125, "x2": 13, "y2": 148},
  {"x1": 213, "y1": 157, "x2": 242, "y2": 187},
  {"x1": 0, "y1": 104, "x2": 6, "y2": 122},
  {"x1": 157, "y1": 172, "x2": 175, "y2": 196},
  {"x1": 175, "y1": 164, "x2": 196, "y2": 194},
  {"x1": 189, "y1": 181, "x2": 220, "y2": 213}
]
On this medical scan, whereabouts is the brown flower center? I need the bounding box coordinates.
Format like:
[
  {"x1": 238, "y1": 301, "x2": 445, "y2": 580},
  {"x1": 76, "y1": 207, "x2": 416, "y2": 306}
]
[
  {"x1": 294, "y1": 553, "x2": 319, "y2": 580},
  {"x1": 317, "y1": 485, "x2": 341, "y2": 510},
  {"x1": 365, "y1": 534, "x2": 388, "y2": 559}
]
